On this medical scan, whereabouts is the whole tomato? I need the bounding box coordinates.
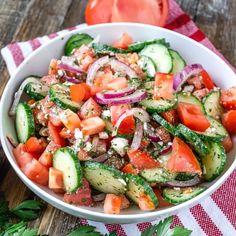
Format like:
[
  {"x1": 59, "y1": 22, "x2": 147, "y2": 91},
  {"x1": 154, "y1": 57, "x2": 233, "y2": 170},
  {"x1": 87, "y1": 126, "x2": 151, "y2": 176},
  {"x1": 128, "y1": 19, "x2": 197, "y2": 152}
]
[{"x1": 85, "y1": 0, "x2": 169, "y2": 27}]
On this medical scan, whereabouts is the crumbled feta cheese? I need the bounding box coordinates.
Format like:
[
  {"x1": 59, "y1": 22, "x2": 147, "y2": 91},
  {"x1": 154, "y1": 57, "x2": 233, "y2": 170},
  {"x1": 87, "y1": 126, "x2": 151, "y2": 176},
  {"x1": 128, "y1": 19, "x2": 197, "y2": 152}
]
[
  {"x1": 84, "y1": 141, "x2": 93, "y2": 152},
  {"x1": 174, "y1": 187, "x2": 181, "y2": 191},
  {"x1": 57, "y1": 69, "x2": 64, "y2": 77},
  {"x1": 111, "y1": 137, "x2": 129, "y2": 157},
  {"x1": 158, "y1": 141, "x2": 164, "y2": 146},
  {"x1": 101, "y1": 110, "x2": 111, "y2": 119},
  {"x1": 74, "y1": 128, "x2": 83, "y2": 140},
  {"x1": 99, "y1": 131, "x2": 109, "y2": 139}
]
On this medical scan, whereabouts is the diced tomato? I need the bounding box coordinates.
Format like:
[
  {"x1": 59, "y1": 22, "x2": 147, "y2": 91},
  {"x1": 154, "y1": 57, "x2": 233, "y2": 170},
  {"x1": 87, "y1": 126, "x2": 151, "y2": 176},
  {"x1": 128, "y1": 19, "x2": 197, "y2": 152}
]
[
  {"x1": 23, "y1": 159, "x2": 49, "y2": 186},
  {"x1": 222, "y1": 110, "x2": 236, "y2": 134},
  {"x1": 221, "y1": 135, "x2": 233, "y2": 153},
  {"x1": 49, "y1": 167, "x2": 64, "y2": 193},
  {"x1": 104, "y1": 194, "x2": 122, "y2": 214},
  {"x1": 49, "y1": 106, "x2": 63, "y2": 127},
  {"x1": 85, "y1": 0, "x2": 114, "y2": 25},
  {"x1": 39, "y1": 142, "x2": 61, "y2": 168},
  {"x1": 122, "y1": 163, "x2": 139, "y2": 175},
  {"x1": 81, "y1": 116, "x2": 105, "y2": 135},
  {"x1": 111, "y1": 0, "x2": 168, "y2": 27},
  {"x1": 161, "y1": 109, "x2": 179, "y2": 125},
  {"x1": 70, "y1": 84, "x2": 86, "y2": 102},
  {"x1": 200, "y1": 70, "x2": 214, "y2": 90},
  {"x1": 167, "y1": 137, "x2": 202, "y2": 175},
  {"x1": 80, "y1": 98, "x2": 102, "y2": 120},
  {"x1": 13, "y1": 144, "x2": 34, "y2": 169},
  {"x1": 59, "y1": 109, "x2": 81, "y2": 131},
  {"x1": 221, "y1": 86, "x2": 236, "y2": 110},
  {"x1": 177, "y1": 102, "x2": 210, "y2": 132},
  {"x1": 77, "y1": 149, "x2": 91, "y2": 161},
  {"x1": 127, "y1": 149, "x2": 160, "y2": 169},
  {"x1": 107, "y1": 77, "x2": 128, "y2": 90},
  {"x1": 48, "y1": 59, "x2": 58, "y2": 75},
  {"x1": 59, "y1": 128, "x2": 73, "y2": 139},
  {"x1": 154, "y1": 73, "x2": 173, "y2": 100},
  {"x1": 138, "y1": 193, "x2": 156, "y2": 211},
  {"x1": 153, "y1": 189, "x2": 172, "y2": 208},
  {"x1": 64, "y1": 178, "x2": 94, "y2": 206},
  {"x1": 40, "y1": 75, "x2": 59, "y2": 86},
  {"x1": 112, "y1": 33, "x2": 133, "y2": 49},
  {"x1": 82, "y1": 83, "x2": 92, "y2": 100},
  {"x1": 48, "y1": 121, "x2": 66, "y2": 147},
  {"x1": 110, "y1": 104, "x2": 135, "y2": 134},
  {"x1": 28, "y1": 99, "x2": 36, "y2": 105},
  {"x1": 187, "y1": 75, "x2": 204, "y2": 90},
  {"x1": 90, "y1": 85, "x2": 106, "y2": 96},
  {"x1": 120, "y1": 195, "x2": 130, "y2": 209},
  {"x1": 25, "y1": 137, "x2": 47, "y2": 154}
]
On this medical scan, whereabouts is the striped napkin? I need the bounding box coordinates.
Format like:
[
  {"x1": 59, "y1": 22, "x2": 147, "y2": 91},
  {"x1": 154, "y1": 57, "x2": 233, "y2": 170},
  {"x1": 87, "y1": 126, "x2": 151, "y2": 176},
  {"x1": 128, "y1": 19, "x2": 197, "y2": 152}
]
[{"x1": 1, "y1": 0, "x2": 236, "y2": 235}]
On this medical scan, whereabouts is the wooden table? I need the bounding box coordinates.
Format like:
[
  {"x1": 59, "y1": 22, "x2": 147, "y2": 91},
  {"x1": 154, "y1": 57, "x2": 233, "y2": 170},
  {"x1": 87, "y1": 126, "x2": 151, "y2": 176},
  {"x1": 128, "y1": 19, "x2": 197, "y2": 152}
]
[{"x1": 0, "y1": 0, "x2": 235, "y2": 235}]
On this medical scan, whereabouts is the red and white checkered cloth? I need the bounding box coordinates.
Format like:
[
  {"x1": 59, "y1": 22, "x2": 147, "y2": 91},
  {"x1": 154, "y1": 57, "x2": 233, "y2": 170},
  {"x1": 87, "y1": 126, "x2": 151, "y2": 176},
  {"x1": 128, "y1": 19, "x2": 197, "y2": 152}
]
[{"x1": 1, "y1": 0, "x2": 236, "y2": 235}]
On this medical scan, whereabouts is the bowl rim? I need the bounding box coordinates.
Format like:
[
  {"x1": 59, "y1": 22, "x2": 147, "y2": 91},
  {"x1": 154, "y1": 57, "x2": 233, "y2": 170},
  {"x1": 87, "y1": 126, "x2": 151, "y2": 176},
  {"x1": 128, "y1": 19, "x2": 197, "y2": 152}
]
[{"x1": 1, "y1": 22, "x2": 236, "y2": 222}]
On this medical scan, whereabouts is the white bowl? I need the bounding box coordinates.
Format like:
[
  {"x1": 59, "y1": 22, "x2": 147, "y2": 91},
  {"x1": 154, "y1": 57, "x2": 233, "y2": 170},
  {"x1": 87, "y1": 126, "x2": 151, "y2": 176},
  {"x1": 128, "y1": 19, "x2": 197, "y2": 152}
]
[{"x1": 1, "y1": 23, "x2": 236, "y2": 224}]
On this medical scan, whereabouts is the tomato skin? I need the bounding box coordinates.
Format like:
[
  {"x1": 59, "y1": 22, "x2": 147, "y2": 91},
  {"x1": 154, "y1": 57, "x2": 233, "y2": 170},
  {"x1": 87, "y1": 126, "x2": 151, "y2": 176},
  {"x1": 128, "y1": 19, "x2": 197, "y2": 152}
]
[
  {"x1": 13, "y1": 144, "x2": 34, "y2": 168},
  {"x1": 48, "y1": 59, "x2": 58, "y2": 75},
  {"x1": 112, "y1": 33, "x2": 133, "y2": 49},
  {"x1": 70, "y1": 84, "x2": 86, "y2": 102},
  {"x1": 48, "y1": 121, "x2": 66, "y2": 147},
  {"x1": 39, "y1": 142, "x2": 61, "y2": 168},
  {"x1": 221, "y1": 86, "x2": 236, "y2": 110},
  {"x1": 122, "y1": 163, "x2": 139, "y2": 175},
  {"x1": 177, "y1": 102, "x2": 210, "y2": 132},
  {"x1": 127, "y1": 149, "x2": 160, "y2": 169},
  {"x1": 221, "y1": 135, "x2": 233, "y2": 153},
  {"x1": 59, "y1": 109, "x2": 81, "y2": 132},
  {"x1": 154, "y1": 73, "x2": 174, "y2": 100},
  {"x1": 80, "y1": 98, "x2": 102, "y2": 120},
  {"x1": 200, "y1": 70, "x2": 214, "y2": 90},
  {"x1": 64, "y1": 178, "x2": 94, "y2": 206},
  {"x1": 104, "y1": 194, "x2": 122, "y2": 214},
  {"x1": 23, "y1": 159, "x2": 49, "y2": 186},
  {"x1": 110, "y1": 104, "x2": 135, "y2": 134},
  {"x1": 85, "y1": 0, "x2": 114, "y2": 25},
  {"x1": 49, "y1": 167, "x2": 64, "y2": 193},
  {"x1": 24, "y1": 137, "x2": 47, "y2": 154},
  {"x1": 222, "y1": 110, "x2": 236, "y2": 134},
  {"x1": 81, "y1": 116, "x2": 105, "y2": 136},
  {"x1": 167, "y1": 137, "x2": 202, "y2": 175},
  {"x1": 138, "y1": 193, "x2": 156, "y2": 211},
  {"x1": 120, "y1": 195, "x2": 130, "y2": 209}
]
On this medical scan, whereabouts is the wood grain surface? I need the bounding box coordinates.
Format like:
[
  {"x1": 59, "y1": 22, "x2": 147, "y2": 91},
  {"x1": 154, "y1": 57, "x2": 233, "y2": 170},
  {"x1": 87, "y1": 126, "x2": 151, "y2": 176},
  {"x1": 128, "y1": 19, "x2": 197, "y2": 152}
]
[{"x1": 0, "y1": 0, "x2": 235, "y2": 235}]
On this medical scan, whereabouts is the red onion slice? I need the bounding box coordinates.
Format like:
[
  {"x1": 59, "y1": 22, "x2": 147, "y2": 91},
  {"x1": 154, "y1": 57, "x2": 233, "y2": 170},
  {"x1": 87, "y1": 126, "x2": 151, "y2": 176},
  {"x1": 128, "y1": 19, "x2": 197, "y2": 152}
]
[
  {"x1": 63, "y1": 75, "x2": 83, "y2": 84},
  {"x1": 92, "y1": 193, "x2": 105, "y2": 202},
  {"x1": 108, "y1": 59, "x2": 138, "y2": 79},
  {"x1": 58, "y1": 63, "x2": 84, "y2": 74},
  {"x1": 164, "y1": 175, "x2": 202, "y2": 187},
  {"x1": 95, "y1": 89, "x2": 146, "y2": 105},
  {"x1": 103, "y1": 87, "x2": 136, "y2": 99},
  {"x1": 143, "y1": 123, "x2": 160, "y2": 142},
  {"x1": 92, "y1": 153, "x2": 110, "y2": 163},
  {"x1": 159, "y1": 144, "x2": 172, "y2": 155},
  {"x1": 9, "y1": 77, "x2": 44, "y2": 116},
  {"x1": 131, "y1": 122, "x2": 143, "y2": 151},
  {"x1": 173, "y1": 64, "x2": 203, "y2": 91},
  {"x1": 86, "y1": 56, "x2": 110, "y2": 85},
  {"x1": 112, "y1": 108, "x2": 150, "y2": 136}
]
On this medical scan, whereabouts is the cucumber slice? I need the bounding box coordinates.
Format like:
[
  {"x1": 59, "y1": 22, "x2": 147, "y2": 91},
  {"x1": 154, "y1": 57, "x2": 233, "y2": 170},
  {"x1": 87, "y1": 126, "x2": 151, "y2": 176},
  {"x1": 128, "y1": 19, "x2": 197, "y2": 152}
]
[
  {"x1": 169, "y1": 49, "x2": 186, "y2": 74},
  {"x1": 24, "y1": 76, "x2": 49, "y2": 101},
  {"x1": 197, "y1": 116, "x2": 228, "y2": 142},
  {"x1": 177, "y1": 124, "x2": 209, "y2": 157},
  {"x1": 140, "y1": 44, "x2": 173, "y2": 73},
  {"x1": 15, "y1": 103, "x2": 35, "y2": 143},
  {"x1": 128, "y1": 38, "x2": 169, "y2": 52},
  {"x1": 175, "y1": 172, "x2": 197, "y2": 181},
  {"x1": 125, "y1": 174, "x2": 158, "y2": 207},
  {"x1": 203, "y1": 90, "x2": 223, "y2": 120},
  {"x1": 83, "y1": 161, "x2": 127, "y2": 194},
  {"x1": 138, "y1": 56, "x2": 156, "y2": 78},
  {"x1": 49, "y1": 84, "x2": 81, "y2": 112},
  {"x1": 162, "y1": 187, "x2": 205, "y2": 204},
  {"x1": 202, "y1": 142, "x2": 226, "y2": 181},
  {"x1": 144, "y1": 81, "x2": 154, "y2": 95},
  {"x1": 152, "y1": 113, "x2": 177, "y2": 136},
  {"x1": 140, "y1": 95, "x2": 177, "y2": 113},
  {"x1": 177, "y1": 92, "x2": 205, "y2": 113},
  {"x1": 53, "y1": 147, "x2": 82, "y2": 193},
  {"x1": 65, "y1": 33, "x2": 93, "y2": 56},
  {"x1": 140, "y1": 168, "x2": 177, "y2": 183},
  {"x1": 92, "y1": 43, "x2": 128, "y2": 55}
]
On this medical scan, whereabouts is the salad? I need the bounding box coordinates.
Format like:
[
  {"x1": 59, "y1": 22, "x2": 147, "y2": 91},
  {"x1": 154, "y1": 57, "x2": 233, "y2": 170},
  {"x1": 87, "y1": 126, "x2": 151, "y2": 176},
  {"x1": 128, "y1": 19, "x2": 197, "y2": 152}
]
[{"x1": 9, "y1": 32, "x2": 235, "y2": 214}]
